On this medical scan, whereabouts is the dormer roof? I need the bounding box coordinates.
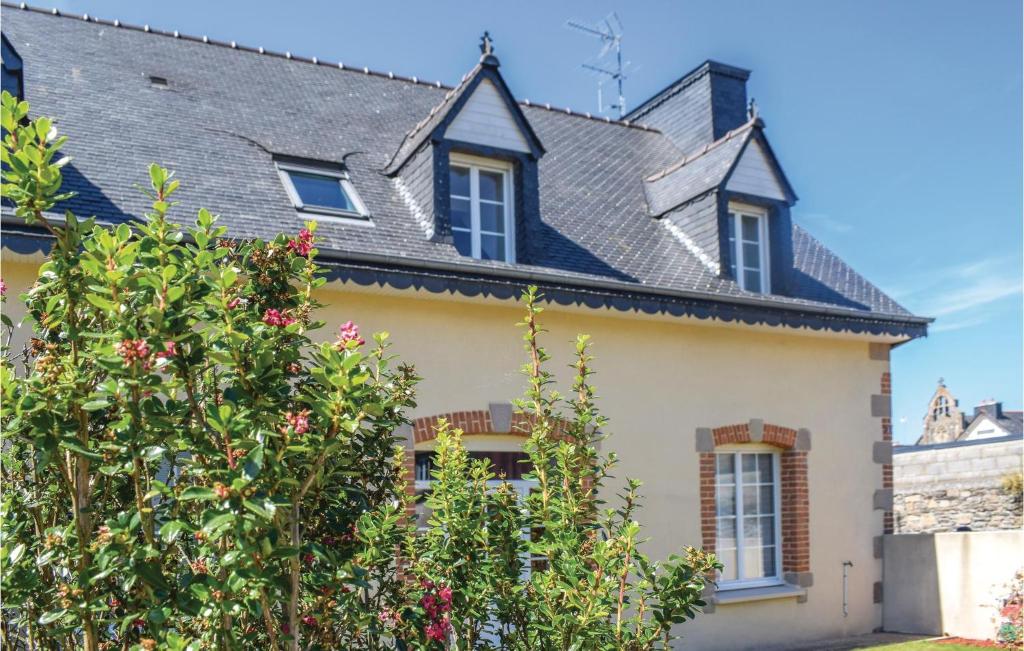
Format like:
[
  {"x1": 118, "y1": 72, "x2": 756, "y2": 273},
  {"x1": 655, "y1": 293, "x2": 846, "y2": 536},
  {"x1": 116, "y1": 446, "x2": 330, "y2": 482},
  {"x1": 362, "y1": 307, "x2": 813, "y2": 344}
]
[
  {"x1": 644, "y1": 118, "x2": 796, "y2": 218},
  {"x1": 385, "y1": 48, "x2": 544, "y2": 174}
]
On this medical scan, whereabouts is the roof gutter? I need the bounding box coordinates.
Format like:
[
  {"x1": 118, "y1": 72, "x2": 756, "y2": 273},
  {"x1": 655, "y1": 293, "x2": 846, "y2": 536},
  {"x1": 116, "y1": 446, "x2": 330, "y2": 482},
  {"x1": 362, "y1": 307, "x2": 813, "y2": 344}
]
[
  {"x1": 312, "y1": 245, "x2": 933, "y2": 328},
  {"x1": 0, "y1": 224, "x2": 931, "y2": 331}
]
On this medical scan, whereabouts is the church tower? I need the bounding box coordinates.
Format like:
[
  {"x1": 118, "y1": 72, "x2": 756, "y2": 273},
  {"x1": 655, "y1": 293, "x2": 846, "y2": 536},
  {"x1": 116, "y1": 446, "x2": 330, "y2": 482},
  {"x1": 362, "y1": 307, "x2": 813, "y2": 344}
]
[{"x1": 918, "y1": 379, "x2": 965, "y2": 444}]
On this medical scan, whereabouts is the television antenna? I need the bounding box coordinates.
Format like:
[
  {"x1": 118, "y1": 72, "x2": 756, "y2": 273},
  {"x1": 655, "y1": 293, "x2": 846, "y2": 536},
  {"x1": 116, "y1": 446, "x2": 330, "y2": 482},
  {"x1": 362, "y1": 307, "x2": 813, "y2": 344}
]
[{"x1": 567, "y1": 13, "x2": 630, "y2": 118}]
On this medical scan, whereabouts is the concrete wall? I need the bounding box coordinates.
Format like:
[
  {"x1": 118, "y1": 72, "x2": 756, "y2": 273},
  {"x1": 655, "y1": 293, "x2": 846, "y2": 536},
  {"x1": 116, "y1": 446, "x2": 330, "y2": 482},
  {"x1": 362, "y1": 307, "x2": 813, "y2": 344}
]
[
  {"x1": 894, "y1": 438, "x2": 1023, "y2": 533},
  {"x1": 883, "y1": 531, "x2": 1024, "y2": 640},
  {"x1": 0, "y1": 257, "x2": 896, "y2": 651}
]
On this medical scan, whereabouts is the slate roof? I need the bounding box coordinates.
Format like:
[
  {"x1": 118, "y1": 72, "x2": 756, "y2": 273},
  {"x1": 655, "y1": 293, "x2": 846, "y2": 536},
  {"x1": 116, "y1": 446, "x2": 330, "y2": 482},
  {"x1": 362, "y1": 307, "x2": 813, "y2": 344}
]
[
  {"x1": 0, "y1": 5, "x2": 929, "y2": 336},
  {"x1": 644, "y1": 120, "x2": 754, "y2": 217},
  {"x1": 968, "y1": 410, "x2": 1024, "y2": 438}
]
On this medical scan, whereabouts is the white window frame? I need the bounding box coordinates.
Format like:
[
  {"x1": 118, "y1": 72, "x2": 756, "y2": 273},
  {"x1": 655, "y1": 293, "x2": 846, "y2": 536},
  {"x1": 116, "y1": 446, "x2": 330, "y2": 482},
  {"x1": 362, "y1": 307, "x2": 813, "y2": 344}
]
[
  {"x1": 449, "y1": 152, "x2": 516, "y2": 263},
  {"x1": 727, "y1": 203, "x2": 771, "y2": 294},
  {"x1": 276, "y1": 161, "x2": 371, "y2": 223},
  {"x1": 714, "y1": 447, "x2": 783, "y2": 590}
]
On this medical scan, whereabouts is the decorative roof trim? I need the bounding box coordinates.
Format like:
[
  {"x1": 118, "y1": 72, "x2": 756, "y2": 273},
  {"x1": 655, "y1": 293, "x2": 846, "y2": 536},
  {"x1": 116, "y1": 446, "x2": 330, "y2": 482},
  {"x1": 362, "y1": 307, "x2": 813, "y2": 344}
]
[
  {"x1": 1, "y1": 2, "x2": 655, "y2": 132},
  {"x1": 0, "y1": 228, "x2": 931, "y2": 339},
  {"x1": 392, "y1": 176, "x2": 434, "y2": 239},
  {"x1": 662, "y1": 217, "x2": 720, "y2": 275}
]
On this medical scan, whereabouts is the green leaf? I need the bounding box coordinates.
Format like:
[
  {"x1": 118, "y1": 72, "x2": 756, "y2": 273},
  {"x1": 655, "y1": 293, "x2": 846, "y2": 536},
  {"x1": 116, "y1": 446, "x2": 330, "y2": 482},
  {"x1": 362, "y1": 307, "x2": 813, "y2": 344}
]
[
  {"x1": 178, "y1": 487, "x2": 216, "y2": 501},
  {"x1": 85, "y1": 294, "x2": 117, "y2": 312},
  {"x1": 8, "y1": 542, "x2": 26, "y2": 565},
  {"x1": 136, "y1": 561, "x2": 171, "y2": 591},
  {"x1": 38, "y1": 609, "x2": 67, "y2": 625},
  {"x1": 59, "y1": 438, "x2": 102, "y2": 461},
  {"x1": 242, "y1": 445, "x2": 264, "y2": 482},
  {"x1": 159, "y1": 520, "x2": 188, "y2": 543},
  {"x1": 202, "y1": 512, "x2": 235, "y2": 534},
  {"x1": 81, "y1": 398, "x2": 111, "y2": 411},
  {"x1": 242, "y1": 498, "x2": 276, "y2": 521}
]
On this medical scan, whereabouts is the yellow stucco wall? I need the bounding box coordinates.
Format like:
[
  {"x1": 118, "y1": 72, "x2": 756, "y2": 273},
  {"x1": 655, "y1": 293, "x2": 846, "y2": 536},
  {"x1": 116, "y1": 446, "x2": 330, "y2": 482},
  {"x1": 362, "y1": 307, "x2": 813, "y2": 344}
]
[{"x1": 0, "y1": 258, "x2": 892, "y2": 649}]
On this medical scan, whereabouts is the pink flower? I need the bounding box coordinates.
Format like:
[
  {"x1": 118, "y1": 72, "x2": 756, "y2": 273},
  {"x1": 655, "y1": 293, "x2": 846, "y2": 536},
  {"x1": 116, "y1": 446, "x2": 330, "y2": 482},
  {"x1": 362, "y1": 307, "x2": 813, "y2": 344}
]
[
  {"x1": 155, "y1": 341, "x2": 176, "y2": 359},
  {"x1": 438, "y1": 586, "x2": 453, "y2": 606},
  {"x1": 425, "y1": 617, "x2": 450, "y2": 642},
  {"x1": 287, "y1": 228, "x2": 315, "y2": 257},
  {"x1": 227, "y1": 297, "x2": 241, "y2": 310},
  {"x1": 116, "y1": 339, "x2": 151, "y2": 366},
  {"x1": 281, "y1": 409, "x2": 311, "y2": 436},
  {"x1": 335, "y1": 320, "x2": 365, "y2": 348},
  {"x1": 301, "y1": 615, "x2": 318, "y2": 627},
  {"x1": 263, "y1": 309, "x2": 296, "y2": 327},
  {"x1": 0, "y1": 278, "x2": 6, "y2": 296}
]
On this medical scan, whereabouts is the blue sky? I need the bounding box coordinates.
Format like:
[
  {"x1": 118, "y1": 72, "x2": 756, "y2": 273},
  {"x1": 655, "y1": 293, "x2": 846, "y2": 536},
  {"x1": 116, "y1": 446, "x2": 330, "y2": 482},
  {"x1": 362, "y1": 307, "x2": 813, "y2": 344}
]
[{"x1": 41, "y1": 0, "x2": 1023, "y2": 443}]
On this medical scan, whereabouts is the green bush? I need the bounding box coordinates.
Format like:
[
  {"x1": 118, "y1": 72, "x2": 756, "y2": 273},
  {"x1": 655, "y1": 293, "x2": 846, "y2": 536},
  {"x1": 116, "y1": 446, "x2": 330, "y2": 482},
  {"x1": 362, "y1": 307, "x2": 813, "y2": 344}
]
[{"x1": 0, "y1": 91, "x2": 718, "y2": 650}]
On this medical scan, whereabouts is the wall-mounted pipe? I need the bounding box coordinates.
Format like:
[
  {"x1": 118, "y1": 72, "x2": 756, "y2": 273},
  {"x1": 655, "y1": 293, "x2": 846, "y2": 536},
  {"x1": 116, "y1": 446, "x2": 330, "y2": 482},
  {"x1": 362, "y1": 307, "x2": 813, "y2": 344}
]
[{"x1": 842, "y1": 561, "x2": 854, "y2": 617}]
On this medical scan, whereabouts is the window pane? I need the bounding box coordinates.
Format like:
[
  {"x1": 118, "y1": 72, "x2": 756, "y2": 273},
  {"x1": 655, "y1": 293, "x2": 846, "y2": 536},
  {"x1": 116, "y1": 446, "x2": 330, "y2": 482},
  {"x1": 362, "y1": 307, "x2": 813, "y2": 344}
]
[
  {"x1": 759, "y1": 485, "x2": 775, "y2": 514},
  {"x1": 717, "y1": 516, "x2": 736, "y2": 548},
  {"x1": 741, "y1": 215, "x2": 760, "y2": 242},
  {"x1": 743, "y1": 516, "x2": 760, "y2": 545},
  {"x1": 288, "y1": 171, "x2": 355, "y2": 212},
  {"x1": 717, "y1": 484, "x2": 736, "y2": 517},
  {"x1": 480, "y1": 202, "x2": 505, "y2": 233},
  {"x1": 717, "y1": 454, "x2": 735, "y2": 484},
  {"x1": 450, "y1": 166, "x2": 470, "y2": 197},
  {"x1": 719, "y1": 548, "x2": 737, "y2": 582},
  {"x1": 741, "y1": 454, "x2": 757, "y2": 483},
  {"x1": 479, "y1": 170, "x2": 504, "y2": 202},
  {"x1": 761, "y1": 545, "x2": 777, "y2": 577},
  {"x1": 453, "y1": 229, "x2": 472, "y2": 256},
  {"x1": 744, "y1": 269, "x2": 762, "y2": 291},
  {"x1": 743, "y1": 242, "x2": 760, "y2": 267},
  {"x1": 743, "y1": 546, "x2": 766, "y2": 579},
  {"x1": 481, "y1": 233, "x2": 505, "y2": 261},
  {"x1": 760, "y1": 515, "x2": 776, "y2": 546},
  {"x1": 451, "y1": 197, "x2": 471, "y2": 230},
  {"x1": 758, "y1": 455, "x2": 774, "y2": 483},
  {"x1": 743, "y1": 485, "x2": 758, "y2": 514}
]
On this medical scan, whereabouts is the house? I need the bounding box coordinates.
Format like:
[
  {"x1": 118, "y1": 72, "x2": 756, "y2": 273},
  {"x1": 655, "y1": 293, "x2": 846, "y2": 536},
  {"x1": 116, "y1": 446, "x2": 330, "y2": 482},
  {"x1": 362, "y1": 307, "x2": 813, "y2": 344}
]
[
  {"x1": 895, "y1": 381, "x2": 1023, "y2": 534},
  {"x1": 919, "y1": 379, "x2": 1023, "y2": 444},
  {"x1": 0, "y1": 5, "x2": 932, "y2": 649}
]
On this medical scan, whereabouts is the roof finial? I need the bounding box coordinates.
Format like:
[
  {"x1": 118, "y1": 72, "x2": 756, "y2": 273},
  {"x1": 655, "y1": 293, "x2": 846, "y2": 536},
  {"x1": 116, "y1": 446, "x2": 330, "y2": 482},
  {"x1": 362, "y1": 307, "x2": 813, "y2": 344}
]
[
  {"x1": 938, "y1": 377, "x2": 945, "y2": 386},
  {"x1": 478, "y1": 31, "x2": 500, "y2": 67},
  {"x1": 747, "y1": 97, "x2": 758, "y2": 120}
]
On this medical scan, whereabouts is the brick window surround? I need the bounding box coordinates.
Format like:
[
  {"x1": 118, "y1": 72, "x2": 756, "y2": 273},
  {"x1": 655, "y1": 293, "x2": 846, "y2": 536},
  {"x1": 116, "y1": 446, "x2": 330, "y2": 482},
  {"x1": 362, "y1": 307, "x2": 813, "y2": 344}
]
[
  {"x1": 696, "y1": 420, "x2": 812, "y2": 589},
  {"x1": 399, "y1": 404, "x2": 580, "y2": 516}
]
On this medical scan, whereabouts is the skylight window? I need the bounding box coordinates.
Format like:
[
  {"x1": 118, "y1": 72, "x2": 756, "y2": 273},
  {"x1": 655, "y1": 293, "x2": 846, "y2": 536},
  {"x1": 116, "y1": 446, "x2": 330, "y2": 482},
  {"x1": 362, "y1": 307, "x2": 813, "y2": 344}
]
[{"x1": 277, "y1": 161, "x2": 369, "y2": 219}]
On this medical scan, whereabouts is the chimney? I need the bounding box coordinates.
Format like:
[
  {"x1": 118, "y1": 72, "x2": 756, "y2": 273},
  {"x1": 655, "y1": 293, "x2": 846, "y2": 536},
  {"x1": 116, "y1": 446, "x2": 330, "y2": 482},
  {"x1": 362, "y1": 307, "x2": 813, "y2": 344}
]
[
  {"x1": 626, "y1": 60, "x2": 751, "y2": 154},
  {"x1": 974, "y1": 399, "x2": 1003, "y2": 421}
]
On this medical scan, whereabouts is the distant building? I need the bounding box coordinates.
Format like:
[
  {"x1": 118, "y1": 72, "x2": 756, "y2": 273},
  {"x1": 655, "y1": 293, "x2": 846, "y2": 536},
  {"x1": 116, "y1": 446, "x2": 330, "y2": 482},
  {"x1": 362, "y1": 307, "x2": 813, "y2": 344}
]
[{"x1": 919, "y1": 379, "x2": 1022, "y2": 445}]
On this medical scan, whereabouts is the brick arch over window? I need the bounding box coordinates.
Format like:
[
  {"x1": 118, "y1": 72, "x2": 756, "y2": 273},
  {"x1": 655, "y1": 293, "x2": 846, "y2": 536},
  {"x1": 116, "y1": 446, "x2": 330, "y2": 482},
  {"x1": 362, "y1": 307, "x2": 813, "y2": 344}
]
[
  {"x1": 400, "y1": 403, "x2": 580, "y2": 518},
  {"x1": 410, "y1": 403, "x2": 574, "y2": 445},
  {"x1": 696, "y1": 419, "x2": 812, "y2": 588}
]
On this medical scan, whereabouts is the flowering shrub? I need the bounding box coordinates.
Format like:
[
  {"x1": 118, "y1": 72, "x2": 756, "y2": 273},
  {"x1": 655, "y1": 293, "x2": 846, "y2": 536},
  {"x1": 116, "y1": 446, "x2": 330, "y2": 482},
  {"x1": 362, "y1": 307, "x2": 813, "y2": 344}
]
[
  {"x1": 997, "y1": 570, "x2": 1023, "y2": 647},
  {"x1": 0, "y1": 91, "x2": 717, "y2": 650},
  {"x1": 0, "y1": 92, "x2": 416, "y2": 650}
]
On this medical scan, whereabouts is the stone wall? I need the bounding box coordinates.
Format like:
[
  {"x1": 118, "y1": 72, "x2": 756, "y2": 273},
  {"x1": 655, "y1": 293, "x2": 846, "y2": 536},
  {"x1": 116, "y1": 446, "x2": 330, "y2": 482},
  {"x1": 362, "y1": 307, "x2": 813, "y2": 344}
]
[{"x1": 893, "y1": 437, "x2": 1022, "y2": 534}]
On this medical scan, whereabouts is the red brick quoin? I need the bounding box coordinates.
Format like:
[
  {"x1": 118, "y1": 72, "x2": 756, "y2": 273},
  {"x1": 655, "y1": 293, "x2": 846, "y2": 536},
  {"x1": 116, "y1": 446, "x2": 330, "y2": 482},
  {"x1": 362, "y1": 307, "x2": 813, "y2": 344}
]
[{"x1": 697, "y1": 421, "x2": 811, "y2": 584}]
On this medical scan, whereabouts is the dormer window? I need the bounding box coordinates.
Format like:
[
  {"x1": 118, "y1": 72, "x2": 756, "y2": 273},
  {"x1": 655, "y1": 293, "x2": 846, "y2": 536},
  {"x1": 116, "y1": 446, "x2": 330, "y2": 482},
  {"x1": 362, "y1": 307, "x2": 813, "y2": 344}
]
[
  {"x1": 449, "y1": 154, "x2": 514, "y2": 262},
  {"x1": 277, "y1": 161, "x2": 369, "y2": 220},
  {"x1": 727, "y1": 203, "x2": 770, "y2": 293}
]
